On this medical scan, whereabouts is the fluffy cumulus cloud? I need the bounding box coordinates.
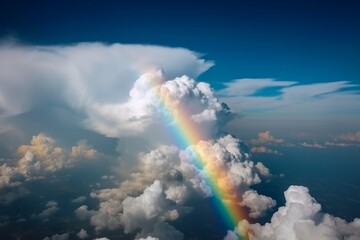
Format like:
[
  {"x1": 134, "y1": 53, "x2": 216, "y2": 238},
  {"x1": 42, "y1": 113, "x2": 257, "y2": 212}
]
[
  {"x1": 0, "y1": 134, "x2": 100, "y2": 204},
  {"x1": 231, "y1": 186, "x2": 360, "y2": 240},
  {"x1": 251, "y1": 131, "x2": 284, "y2": 145},
  {"x1": 240, "y1": 190, "x2": 276, "y2": 218},
  {"x1": 76, "y1": 228, "x2": 89, "y2": 239},
  {"x1": 86, "y1": 71, "x2": 232, "y2": 140},
  {"x1": 249, "y1": 131, "x2": 285, "y2": 155},
  {"x1": 78, "y1": 135, "x2": 273, "y2": 237}
]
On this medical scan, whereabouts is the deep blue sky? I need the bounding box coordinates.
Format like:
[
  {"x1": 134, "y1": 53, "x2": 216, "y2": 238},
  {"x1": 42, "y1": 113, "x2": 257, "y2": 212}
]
[{"x1": 1, "y1": 0, "x2": 360, "y2": 86}]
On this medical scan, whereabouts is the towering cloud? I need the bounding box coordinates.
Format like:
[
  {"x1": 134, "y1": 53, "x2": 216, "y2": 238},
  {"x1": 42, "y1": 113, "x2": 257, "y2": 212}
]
[{"x1": 75, "y1": 72, "x2": 274, "y2": 239}]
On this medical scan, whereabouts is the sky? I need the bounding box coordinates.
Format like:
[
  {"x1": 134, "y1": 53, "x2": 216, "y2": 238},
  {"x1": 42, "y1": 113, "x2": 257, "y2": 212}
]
[{"x1": 0, "y1": 1, "x2": 360, "y2": 240}]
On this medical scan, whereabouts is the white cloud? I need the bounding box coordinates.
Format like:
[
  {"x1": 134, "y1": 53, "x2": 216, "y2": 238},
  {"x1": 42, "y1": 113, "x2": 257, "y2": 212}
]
[
  {"x1": 0, "y1": 133, "x2": 101, "y2": 204},
  {"x1": 138, "y1": 237, "x2": 159, "y2": 240},
  {"x1": 136, "y1": 222, "x2": 183, "y2": 240},
  {"x1": 75, "y1": 205, "x2": 95, "y2": 221},
  {"x1": 236, "y1": 185, "x2": 360, "y2": 240},
  {"x1": 324, "y1": 141, "x2": 359, "y2": 147},
  {"x1": 83, "y1": 135, "x2": 272, "y2": 236},
  {"x1": 77, "y1": 228, "x2": 89, "y2": 239},
  {"x1": 251, "y1": 146, "x2": 281, "y2": 155},
  {"x1": 300, "y1": 142, "x2": 326, "y2": 149},
  {"x1": 36, "y1": 200, "x2": 59, "y2": 220},
  {"x1": 338, "y1": 131, "x2": 360, "y2": 142},
  {"x1": 121, "y1": 180, "x2": 178, "y2": 233},
  {"x1": 72, "y1": 196, "x2": 87, "y2": 204},
  {"x1": 0, "y1": 42, "x2": 213, "y2": 145},
  {"x1": 217, "y1": 79, "x2": 360, "y2": 119},
  {"x1": 43, "y1": 232, "x2": 69, "y2": 240},
  {"x1": 93, "y1": 238, "x2": 110, "y2": 240},
  {"x1": 217, "y1": 78, "x2": 296, "y2": 97},
  {"x1": 251, "y1": 131, "x2": 284, "y2": 145},
  {"x1": 85, "y1": 72, "x2": 232, "y2": 140},
  {"x1": 240, "y1": 190, "x2": 276, "y2": 218}
]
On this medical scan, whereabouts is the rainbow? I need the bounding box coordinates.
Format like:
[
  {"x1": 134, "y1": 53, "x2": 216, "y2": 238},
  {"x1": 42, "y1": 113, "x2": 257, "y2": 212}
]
[{"x1": 147, "y1": 73, "x2": 249, "y2": 239}]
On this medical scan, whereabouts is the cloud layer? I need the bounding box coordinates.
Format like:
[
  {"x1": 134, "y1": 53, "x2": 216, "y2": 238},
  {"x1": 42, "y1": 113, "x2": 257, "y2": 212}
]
[{"x1": 233, "y1": 186, "x2": 360, "y2": 240}]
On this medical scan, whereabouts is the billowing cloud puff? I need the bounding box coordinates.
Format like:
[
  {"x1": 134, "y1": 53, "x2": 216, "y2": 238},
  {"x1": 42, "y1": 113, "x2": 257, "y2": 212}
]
[
  {"x1": 121, "y1": 180, "x2": 179, "y2": 233},
  {"x1": 251, "y1": 131, "x2": 284, "y2": 145},
  {"x1": 86, "y1": 71, "x2": 232, "y2": 140},
  {"x1": 235, "y1": 186, "x2": 360, "y2": 240},
  {"x1": 17, "y1": 134, "x2": 100, "y2": 175},
  {"x1": 76, "y1": 228, "x2": 89, "y2": 239},
  {"x1": 240, "y1": 190, "x2": 276, "y2": 218},
  {"x1": 0, "y1": 134, "x2": 101, "y2": 204},
  {"x1": 83, "y1": 134, "x2": 273, "y2": 237}
]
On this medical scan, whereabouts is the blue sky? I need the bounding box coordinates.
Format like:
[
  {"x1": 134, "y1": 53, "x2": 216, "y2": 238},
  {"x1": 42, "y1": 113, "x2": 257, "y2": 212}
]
[
  {"x1": 1, "y1": 0, "x2": 359, "y2": 85},
  {"x1": 1, "y1": 1, "x2": 360, "y2": 240}
]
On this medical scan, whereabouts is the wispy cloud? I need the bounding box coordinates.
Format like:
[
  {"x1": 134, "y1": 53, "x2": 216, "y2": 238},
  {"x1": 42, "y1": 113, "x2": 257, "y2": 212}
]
[
  {"x1": 300, "y1": 142, "x2": 326, "y2": 149},
  {"x1": 338, "y1": 131, "x2": 360, "y2": 142},
  {"x1": 251, "y1": 146, "x2": 282, "y2": 155},
  {"x1": 217, "y1": 78, "x2": 360, "y2": 119}
]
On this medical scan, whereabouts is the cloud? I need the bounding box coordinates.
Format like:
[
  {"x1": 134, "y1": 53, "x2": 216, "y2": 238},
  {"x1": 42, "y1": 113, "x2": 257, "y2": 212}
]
[
  {"x1": 35, "y1": 200, "x2": 59, "y2": 220},
  {"x1": 240, "y1": 190, "x2": 276, "y2": 218},
  {"x1": 74, "y1": 71, "x2": 275, "y2": 237},
  {"x1": 120, "y1": 180, "x2": 179, "y2": 233},
  {"x1": 136, "y1": 222, "x2": 184, "y2": 240},
  {"x1": 300, "y1": 142, "x2": 326, "y2": 149},
  {"x1": 251, "y1": 131, "x2": 284, "y2": 145},
  {"x1": 83, "y1": 135, "x2": 273, "y2": 236},
  {"x1": 250, "y1": 146, "x2": 282, "y2": 155},
  {"x1": 17, "y1": 134, "x2": 101, "y2": 175},
  {"x1": 72, "y1": 196, "x2": 87, "y2": 204},
  {"x1": 75, "y1": 205, "x2": 96, "y2": 221},
  {"x1": 338, "y1": 131, "x2": 360, "y2": 142},
  {"x1": 249, "y1": 131, "x2": 284, "y2": 155},
  {"x1": 235, "y1": 186, "x2": 360, "y2": 240},
  {"x1": 0, "y1": 133, "x2": 101, "y2": 204},
  {"x1": 43, "y1": 233, "x2": 69, "y2": 240},
  {"x1": 217, "y1": 78, "x2": 296, "y2": 97},
  {"x1": 85, "y1": 71, "x2": 232, "y2": 140},
  {"x1": 76, "y1": 228, "x2": 89, "y2": 239},
  {"x1": 0, "y1": 42, "x2": 213, "y2": 148},
  {"x1": 217, "y1": 79, "x2": 360, "y2": 119},
  {"x1": 324, "y1": 141, "x2": 359, "y2": 147}
]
